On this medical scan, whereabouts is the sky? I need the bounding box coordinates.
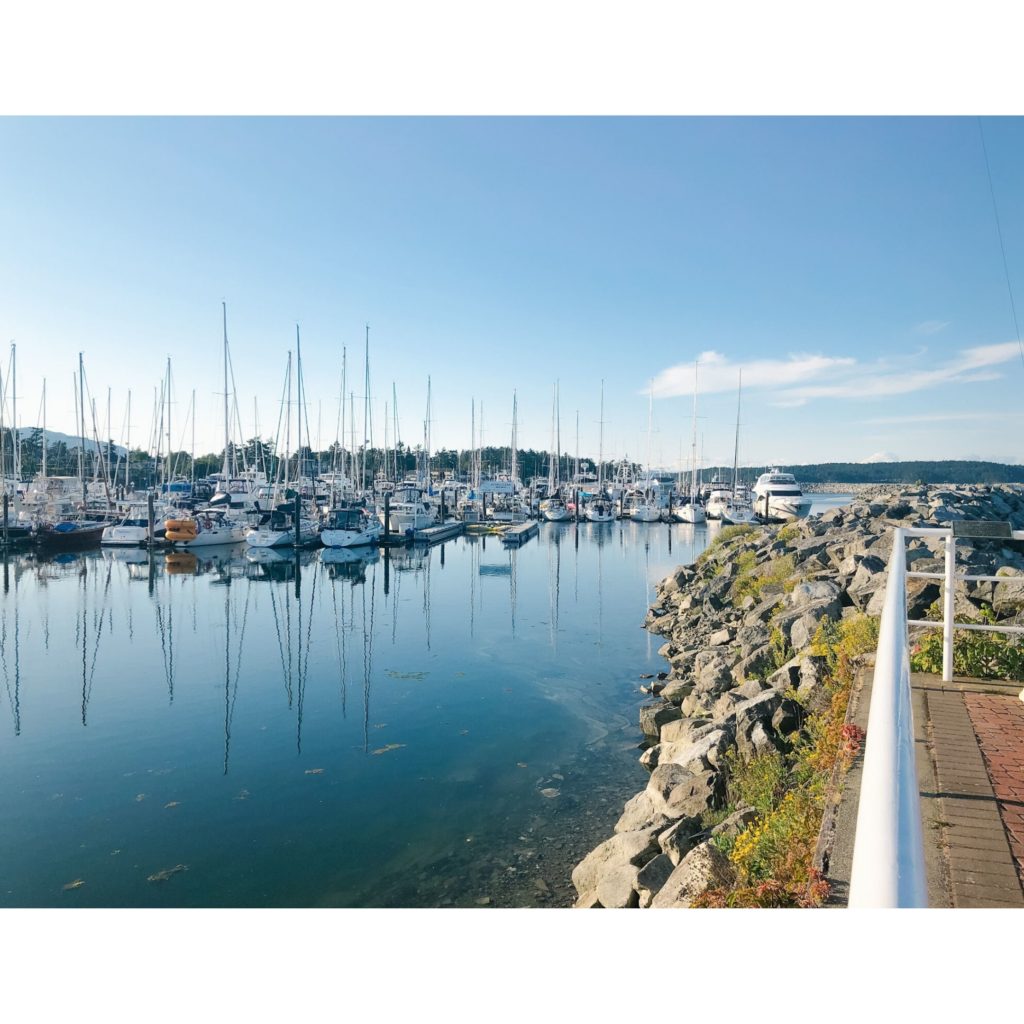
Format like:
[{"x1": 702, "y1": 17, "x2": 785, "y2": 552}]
[{"x1": 2, "y1": 115, "x2": 1023, "y2": 471}]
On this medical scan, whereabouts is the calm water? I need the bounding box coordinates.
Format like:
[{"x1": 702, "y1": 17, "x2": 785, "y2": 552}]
[{"x1": 0, "y1": 498, "x2": 849, "y2": 908}]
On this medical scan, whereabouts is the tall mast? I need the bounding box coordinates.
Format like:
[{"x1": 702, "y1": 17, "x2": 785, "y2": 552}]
[
  {"x1": 165, "y1": 356, "x2": 172, "y2": 485},
  {"x1": 78, "y1": 353, "x2": 87, "y2": 507},
  {"x1": 222, "y1": 302, "x2": 230, "y2": 478},
  {"x1": 598, "y1": 379, "x2": 605, "y2": 492},
  {"x1": 124, "y1": 388, "x2": 129, "y2": 490},
  {"x1": 106, "y1": 386, "x2": 112, "y2": 487},
  {"x1": 690, "y1": 360, "x2": 699, "y2": 500},
  {"x1": 511, "y1": 390, "x2": 518, "y2": 489},
  {"x1": 362, "y1": 324, "x2": 370, "y2": 493},
  {"x1": 575, "y1": 409, "x2": 579, "y2": 483},
  {"x1": 392, "y1": 382, "x2": 399, "y2": 482},
  {"x1": 556, "y1": 380, "x2": 561, "y2": 490},
  {"x1": 732, "y1": 369, "x2": 742, "y2": 493},
  {"x1": 11, "y1": 342, "x2": 19, "y2": 481},
  {"x1": 41, "y1": 378, "x2": 47, "y2": 480},
  {"x1": 470, "y1": 398, "x2": 475, "y2": 489},
  {"x1": 296, "y1": 325, "x2": 303, "y2": 486},
  {"x1": 340, "y1": 347, "x2": 347, "y2": 485},
  {"x1": 645, "y1": 380, "x2": 653, "y2": 492},
  {"x1": 191, "y1": 388, "x2": 196, "y2": 489}
]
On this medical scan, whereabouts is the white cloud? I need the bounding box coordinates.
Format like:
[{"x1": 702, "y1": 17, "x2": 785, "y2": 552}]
[
  {"x1": 862, "y1": 451, "x2": 899, "y2": 463},
  {"x1": 912, "y1": 320, "x2": 950, "y2": 335},
  {"x1": 649, "y1": 350, "x2": 855, "y2": 398},
  {"x1": 776, "y1": 340, "x2": 1022, "y2": 402}
]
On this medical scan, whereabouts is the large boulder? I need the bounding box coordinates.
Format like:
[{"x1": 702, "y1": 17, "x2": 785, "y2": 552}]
[
  {"x1": 639, "y1": 702, "x2": 682, "y2": 740},
  {"x1": 572, "y1": 827, "x2": 661, "y2": 903},
  {"x1": 691, "y1": 649, "x2": 735, "y2": 697},
  {"x1": 614, "y1": 790, "x2": 676, "y2": 834},
  {"x1": 658, "y1": 816, "x2": 705, "y2": 865},
  {"x1": 639, "y1": 728, "x2": 732, "y2": 775},
  {"x1": 647, "y1": 764, "x2": 723, "y2": 818},
  {"x1": 650, "y1": 841, "x2": 737, "y2": 908},
  {"x1": 596, "y1": 864, "x2": 642, "y2": 909},
  {"x1": 636, "y1": 853, "x2": 676, "y2": 908}
]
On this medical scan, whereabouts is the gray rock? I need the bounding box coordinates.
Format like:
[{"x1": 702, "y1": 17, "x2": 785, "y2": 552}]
[
  {"x1": 647, "y1": 764, "x2": 722, "y2": 818},
  {"x1": 658, "y1": 816, "x2": 704, "y2": 865},
  {"x1": 660, "y1": 678, "x2": 694, "y2": 705},
  {"x1": 636, "y1": 853, "x2": 676, "y2": 908},
  {"x1": 710, "y1": 807, "x2": 759, "y2": 841},
  {"x1": 692, "y1": 650, "x2": 735, "y2": 696},
  {"x1": 708, "y1": 627, "x2": 733, "y2": 647},
  {"x1": 641, "y1": 728, "x2": 732, "y2": 775},
  {"x1": 650, "y1": 841, "x2": 737, "y2": 908},
  {"x1": 787, "y1": 580, "x2": 841, "y2": 609},
  {"x1": 595, "y1": 863, "x2": 641, "y2": 909},
  {"x1": 572, "y1": 827, "x2": 662, "y2": 901},
  {"x1": 639, "y1": 702, "x2": 682, "y2": 739},
  {"x1": 658, "y1": 717, "x2": 715, "y2": 745},
  {"x1": 614, "y1": 790, "x2": 675, "y2": 833}
]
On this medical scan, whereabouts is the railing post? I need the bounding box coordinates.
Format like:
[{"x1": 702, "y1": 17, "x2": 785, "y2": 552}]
[{"x1": 943, "y1": 533, "x2": 956, "y2": 683}]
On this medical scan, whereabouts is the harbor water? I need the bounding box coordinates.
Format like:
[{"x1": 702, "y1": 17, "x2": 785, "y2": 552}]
[{"x1": 0, "y1": 499, "x2": 849, "y2": 907}]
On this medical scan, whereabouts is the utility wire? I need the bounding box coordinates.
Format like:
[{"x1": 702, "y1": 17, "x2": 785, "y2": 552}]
[{"x1": 978, "y1": 117, "x2": 1024, "y2": 372}]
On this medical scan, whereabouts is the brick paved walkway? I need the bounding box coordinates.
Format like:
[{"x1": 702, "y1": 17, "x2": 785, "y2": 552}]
[{"x1": 963, "y1": 694, "x2": 1024, "y2": 889}]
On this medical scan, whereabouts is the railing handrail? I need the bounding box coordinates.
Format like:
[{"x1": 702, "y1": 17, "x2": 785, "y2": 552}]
[
  {"x1": 849, "y1": 527, "x2": 928, "y2": 907},
  {"x1": 849, "y1": 520, "x2": 1024, "y2": 905}
]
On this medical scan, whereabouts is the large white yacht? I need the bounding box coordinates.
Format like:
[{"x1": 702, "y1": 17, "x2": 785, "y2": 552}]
[{"x1": 752, "y1": 469, "x2": 813, "y2": 521}]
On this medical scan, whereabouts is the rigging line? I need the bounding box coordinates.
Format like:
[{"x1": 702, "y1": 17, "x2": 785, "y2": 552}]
[
  {"x1": 978, "y1": 117, "x2": 1024, "y2": 371},
  {"x1": 269, "y1": 580, "x2": 293, "y2": 706},
  {"x1": 85, "y1": 561, "x2": 114, "y2": 710}
]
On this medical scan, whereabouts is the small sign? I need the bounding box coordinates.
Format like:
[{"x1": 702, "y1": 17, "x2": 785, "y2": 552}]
[{"x1": 951, "y1": 521, "x2": 1013, "y2": 540}]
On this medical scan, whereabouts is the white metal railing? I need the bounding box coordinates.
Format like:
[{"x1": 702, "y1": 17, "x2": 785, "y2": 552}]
[
  {"x1": 849, "y1": 527, "x2": 927, "y2": 907},
  {"x1": 848, "y1": 522, "x2": 1024, "y2": 907}
]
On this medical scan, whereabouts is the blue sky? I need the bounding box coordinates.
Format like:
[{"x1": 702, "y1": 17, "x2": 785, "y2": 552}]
[{"x1": 2, "y1": 116, "x2": 1022, "y2": 469}]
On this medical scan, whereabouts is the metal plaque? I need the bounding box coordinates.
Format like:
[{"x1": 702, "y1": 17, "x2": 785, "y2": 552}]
[{"x1": 951, "y1": 520, "x2": 1013, "y2": 540}]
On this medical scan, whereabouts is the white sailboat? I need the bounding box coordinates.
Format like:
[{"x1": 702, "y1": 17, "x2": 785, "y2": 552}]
[
  {"x1": 679, "y1": 359, "x2": 706, "y2": 525},
  {"x1": 585, "y1": 379, "x2": 614, "y2": 523},
  {"x1": 721, "y1": 371, "x2": 757, "y2": 526},
  {"x1": 542, "y1": 382, "x2": 572, "y2": 522},
  {"x1": 630, "y1": 383, "x2": 661, "y2": 522}
]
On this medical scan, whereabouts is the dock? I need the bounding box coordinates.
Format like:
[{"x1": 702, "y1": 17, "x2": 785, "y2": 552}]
[
  {"x1": 413, "y1": 521, "x2": 466, "y2": 544},
  {"x1": 501, "y1": 521, "x2": 538, "y2": 546}
]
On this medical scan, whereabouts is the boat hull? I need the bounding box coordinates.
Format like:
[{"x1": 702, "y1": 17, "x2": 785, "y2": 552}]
[{"x1": 320, "y1": 523, "x2": 382, "y2": 548}]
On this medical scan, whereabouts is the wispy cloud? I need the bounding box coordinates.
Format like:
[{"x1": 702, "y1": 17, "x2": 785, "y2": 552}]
[
  {"x1": 649, "y1": 350, "x2": 855, "y2": 398},
  {"x1": 912, "y1": 320, "x2": 950, "y2": 335},
  {"x1": 649, "y1": 340, "x2": 1020, "y2": 408},
  {"x1": 776, "y1": 341, "x2": 1021, "y2": 402}
]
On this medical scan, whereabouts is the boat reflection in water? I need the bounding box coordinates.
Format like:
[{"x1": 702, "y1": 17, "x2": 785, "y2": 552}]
[{"x1": 0, "y1": 514, "x2": 781, "y2": 908}]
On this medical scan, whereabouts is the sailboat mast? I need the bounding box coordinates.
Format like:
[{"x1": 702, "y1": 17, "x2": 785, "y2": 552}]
[
  {"x1": 11, "y1": 342, "x2": 18, "y2": 482},
  {"x1": 41, "y1": 378, "x2": 47, "y2": 480},
  {"x1": 511, "y1": 391, "x2": 518, "y2": 490},
  {"x1": 362, "y1": 325, "x2": 371, "y2": 493},
  {"x1": 165, "y1": 356, "x2": 172, "y2": 486},
  {"x1": 732, "y1": 369, "x2": 742, "y2": 493},
  {"x1": 296, "y1": 325, "x2": 303, "y2": 489},
  {"x1": 645, "y1": 381, "x2": 654, "y2": 492},
  {"x1": 78, "y1": 353, "x2": 87, "y2": 507},
  {"x1": 598, "y1": 379, "x2": 604, "y2": 491},
  {"x1": 222, "y1": 302, "x2": 230, "y2": 478},
  {"x1": 690, "y1": 360, "x2": 699, "y2": 500},
  {"x1": 124, "y1": 388, "x2": 129, "y2": 490}
]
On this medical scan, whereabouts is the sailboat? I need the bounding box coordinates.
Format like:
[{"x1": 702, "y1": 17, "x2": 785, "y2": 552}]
[
  {"x1": 630, "y1": 383, "x2": 662, "y2": 522},
  {"x1": 679, "y1": 359, "x2": 706, "y2": 525},
  {"x1": 541, "y1": 383, "x2": 571, "y2": 522},
  {"x1": 246, "y1": 328, "x2": 318, "y2": 548},
  {"x1": 585, "y1": 379, "x2": 614, "y2": 523},
  {"x1": 720, "y1": 371, "x2": 757, "y2": 526}
]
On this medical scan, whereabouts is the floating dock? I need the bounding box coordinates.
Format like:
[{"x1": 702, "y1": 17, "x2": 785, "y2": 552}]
[
  {"x1": 501, "y1": 521, "x2": 538, "y2": 546},
  {"x1": 413, "y1": 521, "x2": 466, "y2": 544}
]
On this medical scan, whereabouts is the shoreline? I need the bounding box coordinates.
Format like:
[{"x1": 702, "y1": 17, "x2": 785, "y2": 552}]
[{"x1": 570, "y1": 484, "x2": 1024, "y2": 908}]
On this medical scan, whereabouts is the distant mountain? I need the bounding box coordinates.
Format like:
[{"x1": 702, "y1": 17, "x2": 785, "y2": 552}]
[{"x1": 14, "y1": 427, "x2": 127, "y2": 458}]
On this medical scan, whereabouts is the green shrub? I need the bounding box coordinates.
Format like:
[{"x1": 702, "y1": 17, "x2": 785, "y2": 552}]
[{"x1": 910, "y1": 601, "x2": 1024, "y2": 681}]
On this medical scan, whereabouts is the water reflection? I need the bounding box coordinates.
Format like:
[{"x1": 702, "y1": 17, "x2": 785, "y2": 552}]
[{"x1": 0, "y1": 508, "x2": 842, "y2": 907}]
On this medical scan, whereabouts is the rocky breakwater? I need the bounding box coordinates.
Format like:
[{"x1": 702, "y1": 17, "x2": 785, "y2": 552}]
[{"x1": 571, "y1": 485, "x2": 1024, "y2": 908}]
